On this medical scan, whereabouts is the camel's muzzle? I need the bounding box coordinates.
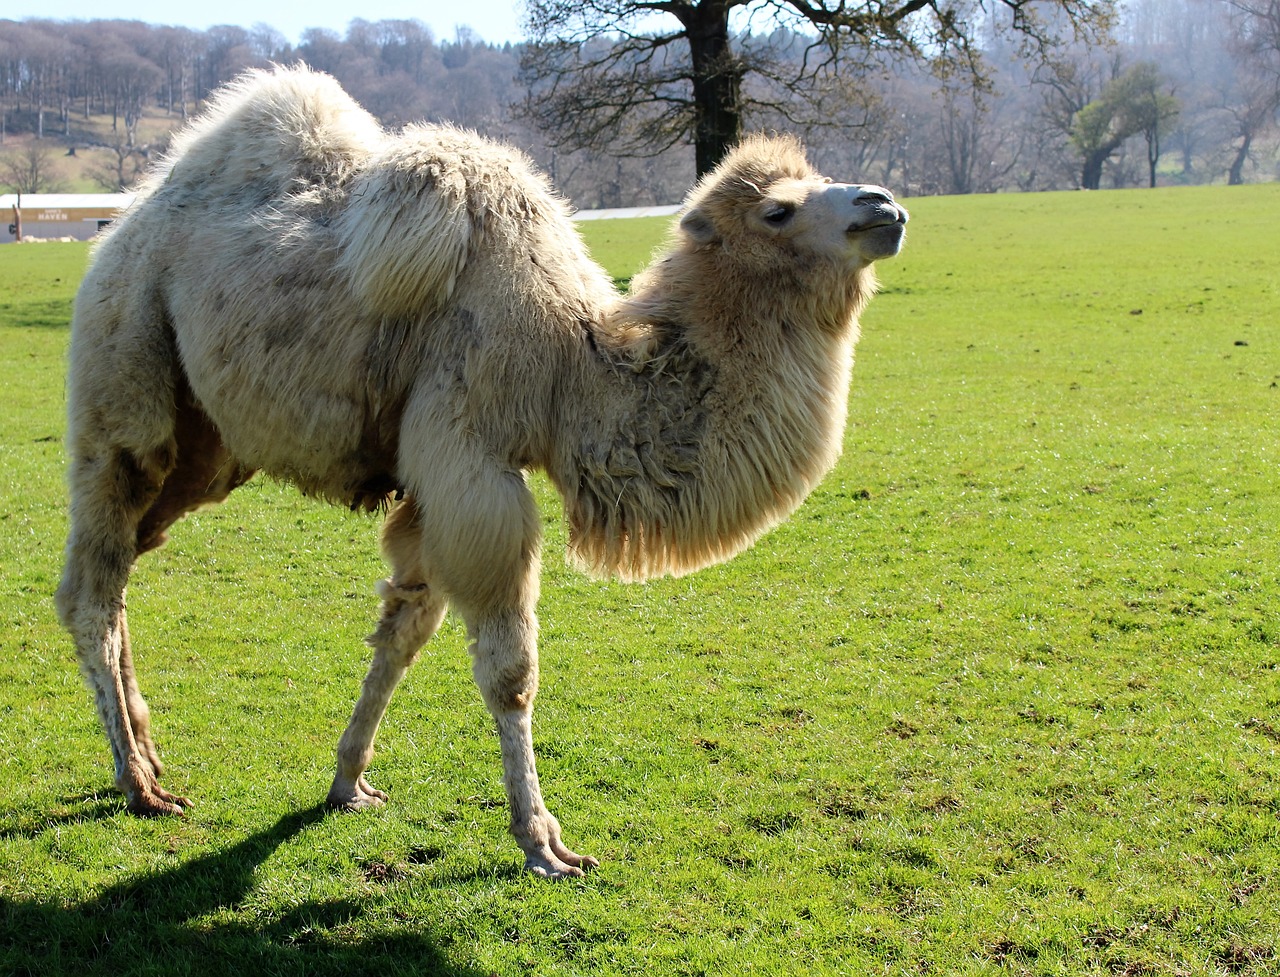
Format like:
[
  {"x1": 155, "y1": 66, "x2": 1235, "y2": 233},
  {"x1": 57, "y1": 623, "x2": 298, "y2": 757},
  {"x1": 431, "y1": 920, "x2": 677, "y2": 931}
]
[{"x1": 847, "y1": 186, "x2": 909, "y2": 234}]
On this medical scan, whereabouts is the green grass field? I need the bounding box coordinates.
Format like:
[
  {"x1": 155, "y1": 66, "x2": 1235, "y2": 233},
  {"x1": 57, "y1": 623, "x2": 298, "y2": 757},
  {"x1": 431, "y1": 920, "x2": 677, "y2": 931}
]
[{"x1": 2, "y1": 184, "x2": 1278, "y2": 976}]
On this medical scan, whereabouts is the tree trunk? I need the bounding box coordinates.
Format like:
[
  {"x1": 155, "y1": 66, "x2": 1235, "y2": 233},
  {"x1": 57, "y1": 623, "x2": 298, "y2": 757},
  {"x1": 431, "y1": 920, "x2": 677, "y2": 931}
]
[
  {"x1": 1228, "y1": 131, "x2": 1253, "y2": 186},
  {"x1": 1081, "y1": 150, "x2": 1106, "y2": 190},
  {"x1": 683, "y1": 1, "x2": 742, "y2": 176}
]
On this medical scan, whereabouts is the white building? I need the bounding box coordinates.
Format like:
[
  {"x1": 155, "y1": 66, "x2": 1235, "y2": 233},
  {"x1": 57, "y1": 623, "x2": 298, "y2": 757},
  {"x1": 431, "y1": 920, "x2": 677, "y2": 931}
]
[{"x1": 2, "y1": 193, "x2": 135, "y2": 243}]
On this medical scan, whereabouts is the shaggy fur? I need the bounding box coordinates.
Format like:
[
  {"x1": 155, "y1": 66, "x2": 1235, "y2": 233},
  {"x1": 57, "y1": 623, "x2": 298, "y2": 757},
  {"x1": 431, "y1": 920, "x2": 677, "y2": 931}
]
[{"x1": 55, "y1": 66, "x2": 907, "y2": 878}]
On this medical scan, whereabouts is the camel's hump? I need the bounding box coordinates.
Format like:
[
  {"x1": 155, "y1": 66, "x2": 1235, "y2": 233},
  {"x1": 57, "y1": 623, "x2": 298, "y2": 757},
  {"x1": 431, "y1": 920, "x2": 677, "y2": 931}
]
[{"x1": 154, "y1": 65, "x2": 387, "y2": 202}]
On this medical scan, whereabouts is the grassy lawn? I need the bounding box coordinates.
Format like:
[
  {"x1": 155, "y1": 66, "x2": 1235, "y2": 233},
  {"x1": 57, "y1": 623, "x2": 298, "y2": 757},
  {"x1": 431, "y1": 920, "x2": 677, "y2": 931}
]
[{"x1": 1, "y1": 183, "x2": 1278, "y2": 976}]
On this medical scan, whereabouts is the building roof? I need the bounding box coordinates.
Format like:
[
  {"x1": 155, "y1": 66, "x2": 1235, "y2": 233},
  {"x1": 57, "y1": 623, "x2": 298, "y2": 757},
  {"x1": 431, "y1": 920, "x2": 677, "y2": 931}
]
[
  {"x1": 0, "y1": 194, "x2": 680, "y2": 221},
  {"x1": 573, "y1": 204, "x2": 680, "y2": 221},
  {"x1": 1, "y1": 193, "x2": 136, "y2": 211}
]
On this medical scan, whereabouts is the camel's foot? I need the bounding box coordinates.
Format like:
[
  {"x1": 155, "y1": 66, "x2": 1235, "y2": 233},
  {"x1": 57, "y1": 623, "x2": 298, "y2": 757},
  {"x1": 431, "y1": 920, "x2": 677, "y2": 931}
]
[
  {"x1": 326, "y1": 774, "x2": 388, "y2": 811},
  {"x1": 517, "y1": 822, "x2": 599, "y2": 879},
  {"x1": 118, "y1": 757, "x2": 191, "y2": 816},
  {"x1": 125, "y1": 783, "x2": 193, "y2": 816},
  {"x1": 523, "y1": 841, "x2": 599, "y2": 880}
]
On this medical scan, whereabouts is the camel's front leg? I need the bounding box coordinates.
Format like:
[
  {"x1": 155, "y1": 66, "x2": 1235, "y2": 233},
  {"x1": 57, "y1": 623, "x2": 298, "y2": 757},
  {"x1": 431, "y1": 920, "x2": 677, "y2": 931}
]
[
  {"x1": 402, "y1": 436, "x2": 593, "y2": 877},
  {"x1": 470, "y1": 608, "x2": 598, "y2": 879}
]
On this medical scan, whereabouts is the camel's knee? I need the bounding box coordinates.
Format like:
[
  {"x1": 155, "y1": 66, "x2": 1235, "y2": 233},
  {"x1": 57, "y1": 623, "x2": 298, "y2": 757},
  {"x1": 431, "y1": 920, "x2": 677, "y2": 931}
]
[
  {"x1": 57, "y1": 454, "x2": 141, "y2": 689},
  {"x1": 369, "y1": 498, "x2": 447, "y2": 663},
  {"x1": 485, "y1": 681, "x2": 537, "y2": 715},
  {"x1": 469, "y1": 609, "x2": 540, "y2": 714}
]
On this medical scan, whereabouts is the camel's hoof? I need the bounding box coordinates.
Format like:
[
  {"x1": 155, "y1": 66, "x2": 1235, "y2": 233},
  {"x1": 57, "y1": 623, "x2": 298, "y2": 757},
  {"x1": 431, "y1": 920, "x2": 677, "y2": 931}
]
[
  {"x1": 326, "y1": 775, "x2": 388, "y2": 811},
  {"x1": 523, "y1": 846, "x2": 599, "y2": 880},
  {"x1": 127, "y1": 786, "x2": 193, "y2": 817}
]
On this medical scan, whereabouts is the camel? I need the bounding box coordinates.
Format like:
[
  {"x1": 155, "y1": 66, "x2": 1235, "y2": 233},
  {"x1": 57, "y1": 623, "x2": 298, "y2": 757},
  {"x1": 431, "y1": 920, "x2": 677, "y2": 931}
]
[{"x1": 55, "y1": 65, "x2": 907, "y2": 878}]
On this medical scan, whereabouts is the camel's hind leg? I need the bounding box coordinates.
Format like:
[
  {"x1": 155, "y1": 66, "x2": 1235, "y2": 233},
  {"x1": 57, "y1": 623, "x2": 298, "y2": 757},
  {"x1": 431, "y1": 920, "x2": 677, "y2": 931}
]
[
  {"x1": 328, "y1": 498, "x2": 448, "y2": 810},
  {"x1": 57, "y1": 380, "x2": 252, "y2": 816},
  {"x1": 57, "y1": 439, "x2": 189, "y2": 815}
]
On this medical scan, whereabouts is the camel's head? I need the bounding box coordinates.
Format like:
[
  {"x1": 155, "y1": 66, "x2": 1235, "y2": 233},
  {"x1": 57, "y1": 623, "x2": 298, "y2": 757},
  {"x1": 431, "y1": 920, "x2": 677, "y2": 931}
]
[{"x1": 678, "y1": 134, "x2": 908, "y2": 272}]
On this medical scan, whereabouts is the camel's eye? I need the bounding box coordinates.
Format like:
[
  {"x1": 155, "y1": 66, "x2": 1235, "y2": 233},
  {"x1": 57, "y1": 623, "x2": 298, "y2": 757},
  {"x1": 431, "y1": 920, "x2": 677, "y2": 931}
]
[{"x1": 763, "y1": 204, "x2": 794, "y2": 226}]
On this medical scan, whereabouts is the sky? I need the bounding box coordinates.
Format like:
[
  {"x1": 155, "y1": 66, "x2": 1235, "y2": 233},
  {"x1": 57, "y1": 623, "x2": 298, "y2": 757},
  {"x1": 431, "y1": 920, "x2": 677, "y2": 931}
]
[{"x1": 7, "y1": 0, "x2": 528, "y2": 46}]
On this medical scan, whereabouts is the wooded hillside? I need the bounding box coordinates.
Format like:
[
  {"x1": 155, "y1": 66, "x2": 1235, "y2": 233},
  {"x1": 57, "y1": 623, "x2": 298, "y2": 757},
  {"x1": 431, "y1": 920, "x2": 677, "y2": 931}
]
[{"x1": 1, "y1": 2, "x2": 1276, "y2": 207}]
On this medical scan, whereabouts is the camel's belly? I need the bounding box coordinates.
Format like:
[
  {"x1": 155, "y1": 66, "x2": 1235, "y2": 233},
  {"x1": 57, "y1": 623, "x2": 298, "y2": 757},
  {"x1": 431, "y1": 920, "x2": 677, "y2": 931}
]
[{"x1": 172, "y1": 302, "x2": 405, "y2": 507}]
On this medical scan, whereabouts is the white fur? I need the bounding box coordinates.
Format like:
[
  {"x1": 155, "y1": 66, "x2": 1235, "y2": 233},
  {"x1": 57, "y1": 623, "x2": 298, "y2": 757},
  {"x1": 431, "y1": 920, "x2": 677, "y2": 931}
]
[{"x1": 56, "y1": 67, "x2": 906, "y2": 877}]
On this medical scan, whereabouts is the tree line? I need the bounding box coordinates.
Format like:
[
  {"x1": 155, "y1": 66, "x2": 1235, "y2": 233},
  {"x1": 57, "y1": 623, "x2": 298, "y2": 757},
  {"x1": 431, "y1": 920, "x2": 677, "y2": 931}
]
[{"x1": 1, "y1": 0, "x2": 1277, "y2": 208}]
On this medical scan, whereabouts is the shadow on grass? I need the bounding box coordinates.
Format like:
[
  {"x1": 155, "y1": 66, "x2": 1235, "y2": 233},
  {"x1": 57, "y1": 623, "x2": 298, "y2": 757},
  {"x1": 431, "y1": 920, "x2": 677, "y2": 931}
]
[
  {"x1": 0, "y1": 804, "x2": 487, "y2": 977},
  {"x1": 0, "y1": 792, "x2": 122, "y2": 840}
]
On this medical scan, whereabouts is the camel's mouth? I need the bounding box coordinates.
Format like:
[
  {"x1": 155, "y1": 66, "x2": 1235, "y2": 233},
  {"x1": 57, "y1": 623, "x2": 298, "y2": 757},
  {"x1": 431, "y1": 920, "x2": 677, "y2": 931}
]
[
  {"x1": 847, "y1": 207, "x2": 908, "y2": 260},
  {"x1": 847, "y1": 207, "x2": 909, "y2": 236}
]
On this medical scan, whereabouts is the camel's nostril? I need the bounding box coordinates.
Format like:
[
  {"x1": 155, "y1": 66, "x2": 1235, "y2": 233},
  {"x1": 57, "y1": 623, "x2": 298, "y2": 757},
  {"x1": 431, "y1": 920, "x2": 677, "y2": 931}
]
[{"x1": 855, "y1": 189, "x2": 894, "y2": 206}]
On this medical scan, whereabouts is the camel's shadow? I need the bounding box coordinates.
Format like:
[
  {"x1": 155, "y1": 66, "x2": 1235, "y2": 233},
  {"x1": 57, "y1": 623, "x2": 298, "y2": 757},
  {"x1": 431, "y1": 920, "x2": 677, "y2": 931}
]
[{"x1": 0, "y1": 804, "x2": 489, "y2": 977}]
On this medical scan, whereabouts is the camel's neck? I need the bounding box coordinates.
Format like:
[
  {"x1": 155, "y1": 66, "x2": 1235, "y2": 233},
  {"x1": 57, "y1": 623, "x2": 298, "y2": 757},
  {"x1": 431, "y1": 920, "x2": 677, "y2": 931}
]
[{"x1": 547, "y1": 258, "x2": 870, "y2": 581}]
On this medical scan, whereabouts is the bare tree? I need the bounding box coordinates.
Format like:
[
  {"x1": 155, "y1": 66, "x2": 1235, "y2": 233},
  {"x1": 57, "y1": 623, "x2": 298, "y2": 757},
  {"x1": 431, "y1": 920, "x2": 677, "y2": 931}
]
[
  {"x1": 520, "y1": 0, "x2": 1116, "y2": 176},
  {"x1": 147, "y1": 27, "x2": 202, "y2": 119},
  {"x1": 1223, "y1": 0, "x2": 1280, "y2": 183},
  {"x1": 926, "y1": 80, "x2": 1029, "y2": 194},
  {"x1": 88, "y1": 129, "x2": 149, "y2": 190},
  {"x1": 0, "y1": 139, "x2": 66, "y2": 192},
  {"x1": 104, "y1": 48, "x2": 162, "y2": 144},
  {"x1": 199, "y1": 25, "x2": 269, "y2": 98}
]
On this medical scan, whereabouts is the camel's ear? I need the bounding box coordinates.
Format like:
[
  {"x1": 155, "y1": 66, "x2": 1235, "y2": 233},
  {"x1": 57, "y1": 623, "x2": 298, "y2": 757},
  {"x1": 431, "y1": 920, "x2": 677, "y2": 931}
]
[{"x1": 679, "y1": 207, "x2": 719, "y2": 245}]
